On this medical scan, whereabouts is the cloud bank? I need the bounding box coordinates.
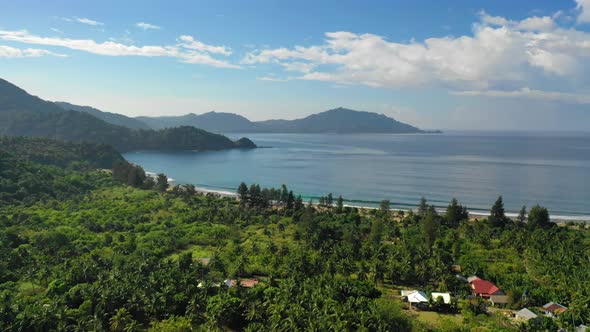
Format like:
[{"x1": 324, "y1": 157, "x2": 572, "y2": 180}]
[
  {"x1": 0, "y1": 45, "x2": 66, "y2": 58},
  {"x1": 0, "y1": 29, "x2": 238, "y2": 68},
  {"x1": 243, "y1": 7, "x2": 590, "y2": 103}
]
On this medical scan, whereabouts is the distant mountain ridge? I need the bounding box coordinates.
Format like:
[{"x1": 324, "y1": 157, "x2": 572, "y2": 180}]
[
  {"x1": 0, "y1": 78, "x2": 256, "y2": 152},
  {"x1": 138, "y1": 107, "x2": 428, "y2": 134},
  {"x1": 0, "y1": 77, "x2": 432, "y2": 137},
  {"x1": 138, "y1": 111, "x2": 256, "y2": 133},
  {"x1": 55, "y1": 101, "x2": 150, "y2": 130}
]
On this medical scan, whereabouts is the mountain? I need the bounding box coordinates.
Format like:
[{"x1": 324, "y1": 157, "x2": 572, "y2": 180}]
[
  {"x1": 0, "y1": 78, "x2": 256, "y2": 152},
  {"x1": 55, "y1": 101, "x2": 150, "y2": 130},
  {"x1": 137, "y1": 107, "x2": 427, "y2": 134},
  {"x1": 137, "y1": 111, "x2": 256, "y2": 132},
  {"x1": 258, "y1": 107, "x2": 423, "y2": 133},
  {"x1": 0, "y1": 79, "x2": 66, "y2": 114}
]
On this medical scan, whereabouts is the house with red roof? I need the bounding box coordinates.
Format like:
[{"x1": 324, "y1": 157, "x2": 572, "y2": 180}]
[
  {"x1": 469, "y1": 276, "x2": 503, "y2": 298},
  {"x1": 542, "y1": 302, "x2": 567, "y2": 317}
]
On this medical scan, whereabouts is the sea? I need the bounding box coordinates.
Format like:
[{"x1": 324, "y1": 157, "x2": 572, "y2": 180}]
[{"x1": 123, "y1": 131, "x2": 590, "y2": 221}]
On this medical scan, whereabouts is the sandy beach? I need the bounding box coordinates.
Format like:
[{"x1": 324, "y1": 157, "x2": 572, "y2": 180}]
[{"x1": 181, "y1": 183, "x2": 589, "y2": 223}]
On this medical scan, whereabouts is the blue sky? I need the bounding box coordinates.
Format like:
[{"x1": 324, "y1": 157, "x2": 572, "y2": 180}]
[{"x1": 1, "y1": 0, "x2": 589, "y2": 130}]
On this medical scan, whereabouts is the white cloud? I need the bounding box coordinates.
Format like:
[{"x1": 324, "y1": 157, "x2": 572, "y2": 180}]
[
  {"x1": 0, "y1": 29, "x2": 239, "y2": 68},
  {"x1": 452, "y1": 88, "x2": 590, "y2": 104},
  {"x1": 0, "y1": 45, "x2": 66, "y2": 58},
  {"x1": 479, "y1": 11, "x2": 555, "y2": 31},
  {"x1": 478, "y1": 11, "x2": 511, "y2": 26},
  {"x1": 136, "y1": 22, "x2": 161, "y2": 30},
  {"x1": 50, "y1": 28, "x2": 63, "y2": 34},
  {"x1": 281, "y1": 61, "x2": 315, "y2": 73},
  {"x1": 576, "y1": 0, "x2": 590, "y2": 23},
  {"x1": 256, "y1": 76, "x2": 288, "y2": 82},
  {"x1": 177, "y1": 35, "x2": 231, "y2": 55},
  {"x1": 178, "y1": 52, "x2": 238, "y2": 68},
  {"x1": 76, "y1": 17, "x2": 103, "y2": 26},
  {"x1": 61, "y1": 17, "x2": 103, "y2": 26},
  {"x1": 242, "y1": 11, "x2": 590, "y2": 92},
  {"x1": 516, "y1": 16, "x2": 556, "y2": 31}
]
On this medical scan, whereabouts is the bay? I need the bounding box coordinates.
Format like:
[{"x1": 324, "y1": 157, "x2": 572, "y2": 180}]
[{"x1": 124, "y1": 131, "x2": 590, "y2": 220}]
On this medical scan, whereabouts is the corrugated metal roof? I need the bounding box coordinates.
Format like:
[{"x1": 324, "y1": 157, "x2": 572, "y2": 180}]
[
  {"x1": 516, "y1": 308, "x2": 538, "y2": 321},
  {"x1": 407, "y1": 291, "x2": 429, "y2": 303}
]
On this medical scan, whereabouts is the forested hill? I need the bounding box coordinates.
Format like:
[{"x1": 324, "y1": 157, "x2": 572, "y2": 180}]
[
  {"x1": 55, "y1": 101, "x2": 150, "y2": 130},
  {"x1": 138, "y1": 107, "x2": 429, "y2": 134},
  {"x1": 0, "y1": 78, "x2": 256, "y2": 152},
  {"x1": 137, "y1": 111, "x2": 256, "y2": 132},
  {"x1": 0, "y1": 137, "x2": 122, "y2": 205},
  {"x1": 0, "y1": 136, "x2": 124, "y2": 169},
  {"x1": 257, "y1": 107, "x2": 424, "y2": 133}
]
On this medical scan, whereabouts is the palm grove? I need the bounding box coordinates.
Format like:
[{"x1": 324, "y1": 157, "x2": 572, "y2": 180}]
[{"x1": 1, "y1": 136, "x2": 589, "y2": 331}]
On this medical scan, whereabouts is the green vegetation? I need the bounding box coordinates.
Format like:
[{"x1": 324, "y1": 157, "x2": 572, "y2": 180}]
[
  {"x1": 0, "y1": 136, "x2": 124, "y2": 169},
  {"x1": 0, "y1": 136, "x2": 121, "y2": 206},
  {"x1": 1, "y1": 137, "x2": 589, "y2": 331}
]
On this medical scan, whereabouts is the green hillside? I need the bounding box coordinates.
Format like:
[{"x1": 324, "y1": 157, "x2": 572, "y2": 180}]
[
  {"x1": 0, "y1": 78, "x2": 256, "y2": 152},
  {"x1": 0, "y1": 137, "x2": 588, "y2": 331}
]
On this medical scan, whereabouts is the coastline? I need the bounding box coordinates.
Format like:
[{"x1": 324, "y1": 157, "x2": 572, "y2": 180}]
[{"x1": 182, "y1": 183, "x2": 590, "y2": 223}]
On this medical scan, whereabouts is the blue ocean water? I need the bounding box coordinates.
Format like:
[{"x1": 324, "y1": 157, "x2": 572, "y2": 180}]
[{"x1": 124, "y1": 131, "x2": 590, "y2": 219}]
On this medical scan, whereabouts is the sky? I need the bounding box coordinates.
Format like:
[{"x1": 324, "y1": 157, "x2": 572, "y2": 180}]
[{"x1": 1, "y1": 0, "x2": 590, "y2": 130}]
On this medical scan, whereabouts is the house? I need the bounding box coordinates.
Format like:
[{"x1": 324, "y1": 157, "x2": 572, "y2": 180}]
[
  {"x1": 469, "y1": 277, "x2": 503, "y2": 298},
  {"x1": 431, "y1": 292, "x2": 452, "y2": 304},
  {"x1": 406, "y1": 291, "x2": 429, "y2": 303},
  {"x1": 542, "y1": 302, "x2": 568, "y2": 317},
  {"x1": 401, "y1": 290, "x2": 429, "y2": 303},
  {"x1": 451, "y1": 264, "x2": 462, "y2": 273},
  {"x1": 239, "y1": 279, "x2": 260, "y2": 288},
  {"x1": 489, "y1": 294, "x2": 510, "y2": 306},
  {"x1": 515, "y1": 308, "x2": 538, "y2": 322},
  {"x1": 401, "y1": 290, "x2": 418, "y2": 297},
  {"x1": 224, "y1": 278, "x2": 259, "y2": 288}
]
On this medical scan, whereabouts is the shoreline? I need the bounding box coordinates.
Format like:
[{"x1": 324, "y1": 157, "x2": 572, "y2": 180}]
[{"x1": 184, "y1": 183, "x2": 590, "y2": 223}]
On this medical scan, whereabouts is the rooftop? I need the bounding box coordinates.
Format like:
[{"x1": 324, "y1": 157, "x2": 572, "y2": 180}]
[
  {"x1": 470, "y1": 278, "x2": 501, "y2": 296},
  {"x1": 542, "y1": 302, "x2": 568, "y2": 314},
  {"x1": 516, "y1": 308, "x2": 538, "y2": 321}
]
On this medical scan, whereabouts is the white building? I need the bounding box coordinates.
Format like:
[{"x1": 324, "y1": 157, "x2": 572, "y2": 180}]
[
  {"x1": 515, "y1": 308, "x2": 538, "y2": 321},
  {"x1": 406, "y1": 291, "x2": 429, "y2": 303}
]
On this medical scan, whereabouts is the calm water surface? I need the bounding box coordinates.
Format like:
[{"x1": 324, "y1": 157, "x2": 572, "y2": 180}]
[{"x1": 124, "y1": 131, "x2": 590, "y2": 219}]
